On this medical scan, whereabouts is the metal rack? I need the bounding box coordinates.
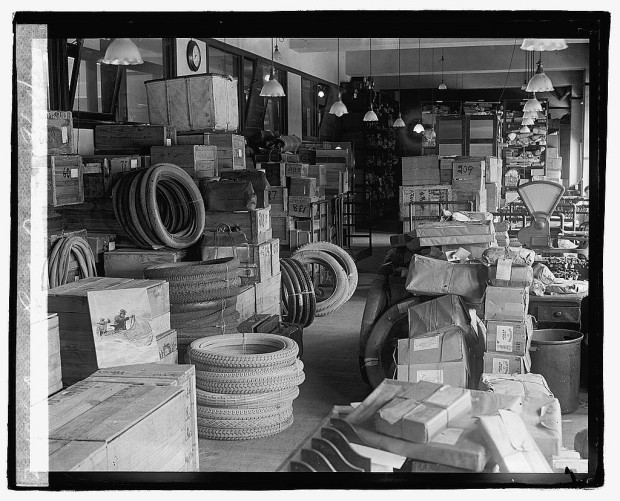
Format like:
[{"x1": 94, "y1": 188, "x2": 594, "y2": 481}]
[{"x1": 341, "y1": 191, "x2": 373, "y2": 263}]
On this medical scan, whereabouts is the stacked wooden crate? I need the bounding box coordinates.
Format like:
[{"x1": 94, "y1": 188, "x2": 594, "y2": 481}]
[
  {"x1": 30, "y1": 313, "x2": 62, "y2": 397},
  {"x1": 451, "y1": 157, "x2": 488, "y2": 212},
  {"x1": 37, "y1": 363, "x2": 198, "y2": 471},
  {"x1": 47, "y1": 111, "x2": 83, "y2": 208},
  {"x1": 47, "y1": 277, "x2": 178, "y2": 387}
]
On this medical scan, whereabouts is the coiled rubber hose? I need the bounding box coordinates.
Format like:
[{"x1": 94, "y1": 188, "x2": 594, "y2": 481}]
[
  {"x1": 48, "y1": 236, "x2": 97, "y2": 288},
  {"x1": 112, "y1": 163, "x2": 205, "y2": 250},
  {"x1": 279, "y1": 258, "x2": 316, "y2": 328}
]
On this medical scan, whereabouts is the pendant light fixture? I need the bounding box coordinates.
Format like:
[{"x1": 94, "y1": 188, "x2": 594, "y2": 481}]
[
  {"x1": 438, "y1": 49, "x2": 447, "y2": 90},
  {"x1": 523, "y1": 110, "x2": 539, "y2": 119},
  {"x1": 520, "y1": 124, "x2": 531, "y2": 133},
  {"x1": 526, "y1": 53, "x2": 554, "y2": 93},
  {"x1": 329, "y1": 38, "x2": 349, "y2": 117},
  {"x1": 101, "y1": 38, "x2": 143, "y2": 65},
  {"x1": 521, "y1": 39, "x2": 568, "y2": 51},
  {"x1": 260, "y1": 38, "x2": 286, "y2": 97},
  {"x1": 523, "y1": 93, "x2": 543, "y2": 112},
  {"x1": 363, "y1": 38, "x2": 379, "y2": 122},
  {"x1": 393, "y1": 38, "x2": 406, "y2": 128},
  {"x1": 273, "y1": 38, "x2": 284, "y2": 63},
  {"x1": 521, "y1": 116, "x2": 535, "y2": 126},
  {"x1": 413, "y1": 38, "x2": 425, "y2": 134}
]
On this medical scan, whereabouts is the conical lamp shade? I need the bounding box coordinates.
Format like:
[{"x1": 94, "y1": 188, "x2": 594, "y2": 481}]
[
  {"x1": 523, "y1": 96, "x2": 543, "y2": 112},
  {"x1": 273, "y1": 47, "x2": 284, "y2": 63},
  {"x1": 520, "y1": 125, "x2": 531, "y2": 133},
  {"x1": 523, "y1": 110, "x2": 539, "y2": 119},
  {"x1": 363, "y1": 109, "x2": 379, "y2": 122},
  {"x1": 329, "y1": 96, "x2": 348, "y2": 117},
  {"x1": 260, "y1": 78, "x2": 286, "y2": 97},
  {"x1": 413, "y1": 123, "x2": 425, "y2": 134},
  {"x1": 393, "y1": 114, "x2": 406, "y2": 128},
  {"x1": 438, "y1": 81, "x2": 447, "y2": 90},
  {"x1": 526, "y1": 60, "x2": 554, "y2": 92},
  {"x1": 521, "y1": 39, "x2": 568, "y2": 51},
  {"x1": 101, "y1": 38, "x2": 143, "y2": 65},
  {"x1": 522, "y1": 117, "x2": 535, "y2": 126}
]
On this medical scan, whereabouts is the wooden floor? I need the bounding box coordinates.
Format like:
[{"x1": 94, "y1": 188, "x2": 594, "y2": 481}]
[{"x1": 197, "y1": 232, "x2": 589, "y2": 472}]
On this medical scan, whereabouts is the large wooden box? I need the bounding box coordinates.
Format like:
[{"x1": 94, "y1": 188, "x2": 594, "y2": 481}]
[
  {"x1": 236, "y1": 284, "x2": 257, "y2": 324},
  {"x1": 47, "y1": 277, "x2": 174, "y2": 386},
  {"x1": 452, "y1": 158, "x2": 486, "y2": 191},
  {"x1": 267, "y1": 186, "x2": 288, "y2": 216},
  {"x1": 398, "y1": 185, "x2": 452, "y2": 221},
  {"x1": 235, "y1": 238, "x2": 280, "y2": 285},
  {"x1": 82, "y1": 154, "x2": 145, "y2": 199},
  {"x1": 177, "y1": 132, "x2": 245, "y2": 170},
  {"x1": 84, "y1": 363, "x2": 198, "y2": 471},
  {"x1": 48, "y1": 155, "x2": 84, "y2": 207},
  {"x1": 95, "y1": 124, "x2": 177, "y2": 155},
  {"x1": 40, "y1": 379, "x2": 193, "y2": 471},
  {"x1": 104, "y1": 248, "x2": 189, "y2": 279},
  {"x1": 255, "y1": 272, "x2": 281, "y2": 315},
  {"x1": 272, "y1": 215, "x2": 293, "y2": 245},
  {"x1": 150, "y1": 145, "x2": 218, "y2": 179},
  {"x1": 256, "y1": 162, "x2": 286, "y2": 186},
  {"x1": 31, "y1": 314, "x2": 63, "y2": 397},
  {"x1": 47, "y1": 110, "x2": 74, "y2": 155},
  {"x1": 145, "y1": 74, "x2": 239, "y2": 133},
  {"x1": 402, "y1": 156, "x2": 440, "y2": 186},
  {"x1": 204, "y1": 207, "x2": 272, "y2": 244}
]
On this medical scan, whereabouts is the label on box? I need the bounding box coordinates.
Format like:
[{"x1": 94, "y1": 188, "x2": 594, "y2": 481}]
[
  {"x1": 496, "y1": 258, "x2": 513, "y2": 281},
  {"x1": 108, "y1": 241, "x2": 116, "y2": 252},
  {"x1": 416, "y1": 369, "x2": 443, "y2": 384},
  {"x1": 496, "y1": 325, "x2": 514, "y2": 352},
  {"x1": 70, "y1": 168, "x2": 79, "y2": 178},
  {"x1": 413, "y1": 337, "x2": 440, "y2": 351},
  {"x1": 61, "y1": 126, "x2": 68, "y2": 144},
  {"x1": 453, "y1": 247, "x2": 471, "y2": 261},
  {"x1": 431, "y1": 428, "x2": 463, "y2": 446},
  {"x1": 84, "y1": 162, "x2": 102, "y2": 174},
  {"x1": 492, "y1": 358, "x2": 510, "y2": 374}
]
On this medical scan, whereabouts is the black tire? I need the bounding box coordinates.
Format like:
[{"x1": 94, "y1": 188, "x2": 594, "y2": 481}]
[
  {"x1": 279, "y1": 259, "x2": 303, "y2": 324},
  {"x1": 282, "y1": 258, "x2": 315, "y2": 328},
  {"x1": 170, "y1": 296, "x2": 237, "y2": 315},
  {"x1": 169, "y1": 278, "x2": 241, "y2": 304},
  {"x1": 291, "y1": 258, "x2": 317, "y2": 328},
  {"x1": 197, "y1": 414, "x2": 293, "y2": 441},
  {"x1": 144, "y1": 257, "x2": 240, "y2": 280}
]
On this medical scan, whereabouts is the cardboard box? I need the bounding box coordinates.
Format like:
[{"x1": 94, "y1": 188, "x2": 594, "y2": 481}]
[
  {"x1": 452, "y1": 158, "x2": 485, "y2": 190},
  {"x1": 288, "y1": 196, "x2": 320, "y2": 218},
  {"x1": 408, "y1": 295, "x2": 472, "y2": 340},
  {"x1": 485, "y1": 316, "x2": 533, "y2": 355},
  {"x1": 284, "y1": 162, "x2": 309, "y2": 178},
  {"x1": 402, "y1": 220, "x2": 495, "y2": 249},
  {"x1": 104, "y1": 248, "x2": 188, "y2": 279},
  {"x1": 451, "y1": 186, "x2": 487, "y2": 212},
  {"x1": 48, "y1": 110, "x2": 74, "y2": 155},
  {"x1": 288, "y1": 176, "x2": 318, "y2": 197},
  {"x1": 150, "y1": 145, "x2": 218, "y2": 179},
  {"x1": 546, "y1": 147, "x2": 559, "y2": 159},
  {"x1": 405, "y1": 255, "x2": 488, "y2": 301},
  {"x1": 439, "y1": 157, "x2": 454, "y2": 185},
  {"x1": 376, "y1": 383, "x2": 471, "y2": 443},
  {"x1": 401, "y1": 156, "x2": 440, "y2": 186},
  {"x1": 399, "y1": 185, "x2": 452, "y2": 221},
  {"x1": 478, "y1": 410, "x2": 552, "y2": 473},
  {"x1": 440, "y1": 243, "x2": 492, "y2": 260},
  {"x1": 234, "y1": 238, "x2": 280, "y2": 283},
  {"x1": 483, "y1": 351, "x2": 531, "y2": 374},
  {"x1": 484, "y1": 286, "x2": 530, "y2": 322},
  {"x1": 396, "y1": 360, "x2": 469, "y2": 389},
  {"x1": 478, "y1": 373, "x2": 553, "y2": 400},
  {"x1": 488, "y1": 264, "x2": 533, "y2": 288},
  {"x1": 399, "y1": 326, "x2": 469, "y2": 365}
]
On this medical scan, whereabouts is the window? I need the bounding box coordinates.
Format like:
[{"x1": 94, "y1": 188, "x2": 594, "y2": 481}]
[
  {"x1": 262, "y1": 64, "x2": 287, "y2": 134},
  {"x1": 302, "y1": 77, "x2": 330, "y2": 140},
  {"x1": 208, "y1": 46, "x2": 239, "y2": 77}
]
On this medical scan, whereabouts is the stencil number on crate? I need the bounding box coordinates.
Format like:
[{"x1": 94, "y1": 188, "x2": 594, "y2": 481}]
[
  {"x1": 62, "y1": 167, "x2": 72, "y2": 178},
  {"x1": 455, "y1": 164, "x2": 474, "y2": 176},
  {"x1": 291, "y1": 204, "x2": 308, "y2": 215}
]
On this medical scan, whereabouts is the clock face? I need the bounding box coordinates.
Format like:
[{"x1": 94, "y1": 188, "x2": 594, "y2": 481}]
[{"x1": 187, "y1": 41, "x2": 201, "y2": 72}]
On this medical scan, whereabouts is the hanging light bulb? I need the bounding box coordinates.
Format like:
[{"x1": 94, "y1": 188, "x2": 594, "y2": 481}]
[
  {"x1": 413, "y1": 122, "x2": 425, "y2": 134},
  {"x1": 329, "y1": 38, "x2": 348, "y2": 117},
  {"x1": 273, "y1": 39, "x2": 284, "y2": 62},
  {"x1": 522, "y1": 116, "x2": 535, "y2": 126},
  {"x1": 393, "y1": 38, "x2": 406, "y2": 128},
  {"x1": 363, "y1": 38, "x2": 378, "y2": 122},
  {"x1": 521, "y1": 39, "x2": 568, "y2": 51},
  {"x1": 101, "y1": 38, "x2": 143, "y2": 65},
  {"x1": 523, "y1": 110, "x2": 539, "y2": 119},
  {"x1": 438, "y1": 50, "x2": 447, "y2": 90},
  {"x1": 526, "y1": 57, "x2": 554, "y2": 92},
  {"x1": 523, "y1": 93, "x2": 543, "y2": 112},
  {"x1": 260, "y1": 38, "x2": 286, "y2": 97},
  {"x1": 520, "y1": 124, "x2": 531, "y2": 133}
]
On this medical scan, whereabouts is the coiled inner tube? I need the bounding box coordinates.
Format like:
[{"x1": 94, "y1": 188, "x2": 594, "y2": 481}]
[
  {"x1": 280, "y1": 258, "x2": 316, "y2": 328},
  {"x1": 48, "y1": 235, "x2": 97, "y2": 288},
  {"x1": 112, "y1": 163, "x2": 205, "y2": 250}
]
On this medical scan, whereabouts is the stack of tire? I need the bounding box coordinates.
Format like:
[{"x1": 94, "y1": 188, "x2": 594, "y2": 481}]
[
  {"x1": 144, "y1": 257, "x2": 242, "y2": 362},
  {"x1": 188, "y1": 333, "x2": 304, "y2": 440},
  {"x1": 290, "y1": 242, "x2": 358, "y2": 318}
]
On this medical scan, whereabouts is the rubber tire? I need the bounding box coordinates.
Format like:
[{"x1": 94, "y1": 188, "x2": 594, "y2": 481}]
[
  {"x1": 197, "y1": 414, "x2": 293, "y2": 441},
  {"x1": 290, "y1": 250, "x2": 348, "y2": 317},
  {"x1": 288, "y1": 258, "x2": 317, "y2": 328},
  {"x1": 279, "y1": 259, "x2": 300, "y2": 324},
  {"x1": 170, "y1": 296, "x2": 237, "y2": 315},
  {"x1": 282, "y1": 258, "x2": 316, "y2": 328},
  {"x1": 188, "y1": 333, "x2": 299, "y2": 370},
  {"x1": 169, "y1": 278, "x2": 241, "y2": 303},
  {"x1": 293, "y1": 241, "x2": 358, "y2": 304},
  {"x1": 195, "y1": 386, "x2": 300, "y2": 409},
  {"x1": 144, "y1": 257, "x2": 240, "y2": 280},
  {"x1": 195, "y1": 360, "x2": 303, "y2": 383},
  {"x1": 196, "y1": 404, "x2": 289, "y2": 420},
  {"x1": 364, "y1": 297, "x2": 425, "y2": 389},
  {"x1": 196, "y1": 371, "x2": 305, "y2": 395},
  {"x1": 196, "y1": 405, "x2": 293, "y2": 429}
]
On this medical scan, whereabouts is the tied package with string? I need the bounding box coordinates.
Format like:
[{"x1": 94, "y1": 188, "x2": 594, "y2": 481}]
[{"x1": 478, "y1": 373, "x2": 554, "y2": 400}]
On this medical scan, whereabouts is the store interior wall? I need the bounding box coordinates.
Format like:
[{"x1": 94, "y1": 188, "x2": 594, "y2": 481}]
[{"x1": 287, "y1": 73, "x2": 303, "y2": 138}]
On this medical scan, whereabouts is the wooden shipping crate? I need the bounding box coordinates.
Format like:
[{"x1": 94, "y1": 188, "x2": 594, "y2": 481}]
[
  {"x1": 307, "y1": 164, "x2": 327, "y2": 186},
  {"x1": 267, "y1": 186, "x2": 288, "y2": 216},
  {"x1": 48, "y1": 155, "x2": 84, "y2": 207},
  {"x1": 439, "y1": 157, "x2": 454, "y2": 185},
  {"x1": 288, "y1": 196, "x2": 320, "y2": 218},
  {"x1": 401, "y1": 156, "x2": 440, "y2": 186},
  {"x1": 255, "y1": 272, "x2": 281, "y2": 315},
  {"x1": 104, "y1": 248, "x2": 189, "y2": 279},
  {"x1": 289, "y1": 229, "x2": 319, "y2": 251},
  {"x1": 452, "y1": 187, "x2": 488, "y2": 212},
  {"x1": 31, "y1": 314, "x2": 63, "y2": 397},
  {"x1": 150, "y1": 145, "x2": 218, "y2": 179},
  {"x1": 288, "y1": 176, "x2": 318, "y2": 197},
  {"x1": 285, "y1": 162, "x2": 310, "y2": 178},
  {"x1": 84, "y1": 363, "x2": 198, "y2": 471},
  {"x1": 94, "y1": 125, "x2": 177, "y2": 155},
  {"x1": 398, "y1": 185, "x2": 452, "y2": 221},
  {"x1": 452, "y1": 158, "x2": 486, "y2": 191},
  {"x1": 486, "y1": 182, "x2": 501, "y2": 212},
  {"x1": 204, "y1": 207, "x2": 272, "y2": 244},
  {"x1": 272, "y1": 215, "x2": 293, "y2": 245},
  {"x1": 236, "y1": 284, "x2": 257, "y2": 323},
  {"x1": 41, "y1": 380, "x2": 192, "y2": 471},
  {"x1": 48, "y1": 110, "x2": 74, "y2": 155},
  {"x1": 87, "y1": 233, "x2": 117, "y2": 264},
  {"x1": 52, "y1": 198, "x2": 127, "y2": 241},
  {"x1": 236, "y1": 238, "x2": 280, "y2": 284},
  {"x1": 82, "y1": 154, "x2": 145, "y2": 199},
  {"x1": 145, "y1": 74, "x2": 239, "y2": 133},
  {"x1": 177, "y1": 132, "x2": 245, "y2": 171},
  {"x1": 256, "y1": 162, "x2": 286, "y2": 187}
]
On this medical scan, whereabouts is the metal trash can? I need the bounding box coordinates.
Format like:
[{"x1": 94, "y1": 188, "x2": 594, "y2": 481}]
[{"x1": 530, "y1": 329, "x2": 584, "y2": 414}]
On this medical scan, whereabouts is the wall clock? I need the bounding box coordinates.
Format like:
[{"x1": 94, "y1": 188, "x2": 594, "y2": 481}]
[{"x1": 187, "y1": 40, "x2": 201, "y2": 72}]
